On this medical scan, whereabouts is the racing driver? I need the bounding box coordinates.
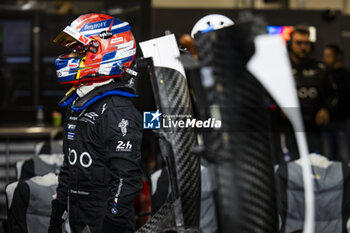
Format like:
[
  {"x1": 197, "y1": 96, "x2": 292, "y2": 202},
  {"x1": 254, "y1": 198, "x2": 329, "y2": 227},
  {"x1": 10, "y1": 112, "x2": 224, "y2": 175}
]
[{"x1": 47, "y1": 13, "x2": 143, "y2": 233}]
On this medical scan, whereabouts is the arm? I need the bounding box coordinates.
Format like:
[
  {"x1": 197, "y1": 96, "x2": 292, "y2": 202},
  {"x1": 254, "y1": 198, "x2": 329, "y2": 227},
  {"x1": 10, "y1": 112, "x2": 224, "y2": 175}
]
[
  {"x1": 315, "y1": 68, "x2": 331, "y2": 125},
  {"x1": 102, "y1": 106, "x2": 143, "y2": 233},
  {"x1": 48, "y1": 113, "x2": 70, "y2": 233},
  {"x1": 56, "y1": 107, "x2": 71, "y2": 205},
  {"x1": 48, "y1": 156, "x2": 70, "y2": 233}
]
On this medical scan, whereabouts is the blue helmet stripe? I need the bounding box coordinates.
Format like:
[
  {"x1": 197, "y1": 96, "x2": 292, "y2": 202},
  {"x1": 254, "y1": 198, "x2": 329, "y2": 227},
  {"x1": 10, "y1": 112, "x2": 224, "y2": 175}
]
[
  {"x1": 83, "y1": 25, "x2": 131, "y2": 37},
  {"x1": 113, "y1": 19, "x2": 125, "y2": 26},
  {"x1": 58, "y1": 75, "x2": 76, "y2": 82},
  {"x1": 110, "y1": 25, "x2": 131, "y2": 35},
  {"x1": 55, "y1": 59, "x2": 69, "y2": 70},
  {"x1": 108, "y1": 55, "x2": 134, "y2": 75},
  {"x1": 102, "y1": 51, "x2": 117, "y2": 62},
  {"x1": 118, "y1": 55, "x2": 134, "y2": 64},
  {"x1": 100, "y1": 54, "x2": 134, "y2": 66}
]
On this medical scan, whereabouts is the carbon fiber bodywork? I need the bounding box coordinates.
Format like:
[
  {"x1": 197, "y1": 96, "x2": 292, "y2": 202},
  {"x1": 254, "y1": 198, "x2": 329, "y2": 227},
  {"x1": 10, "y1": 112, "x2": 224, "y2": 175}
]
[
  {"x1": 190, "y1": 22, "x2": 278, "y2": 233},
  {"x1": 136, "y1": 199, "x2": 175, "y2": 233},
  {"x1": 136, "y1": 59, "x2": 201, "y2": 232}
]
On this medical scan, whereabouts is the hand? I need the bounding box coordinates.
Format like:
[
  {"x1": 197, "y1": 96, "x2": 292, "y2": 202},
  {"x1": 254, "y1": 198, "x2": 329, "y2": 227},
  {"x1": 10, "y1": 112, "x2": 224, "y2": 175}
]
[
  {"x1": 47, "y1": 224, "x2": 62, "y2": 233},
  {"x1": 48, "y1": 199, "x2": 67, "y2": 233},
  {"x1": 315, "y1": 108, "x2": 330, "y2": 125}
]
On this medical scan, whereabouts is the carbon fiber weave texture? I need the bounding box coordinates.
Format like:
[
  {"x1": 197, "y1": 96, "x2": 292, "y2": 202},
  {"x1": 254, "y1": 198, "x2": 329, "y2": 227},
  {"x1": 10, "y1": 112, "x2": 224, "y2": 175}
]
[
  {"x1": 136, "y1": 64, "x2": 201, "y2": 232},
  {"x1": 153, "y1": 67, "x2": 201, "y2": 228},
  {"x1": 136, "y1": 200, "x2": 175, "y2": 233},
  {"x1": 195, "y1": 24, "x2": 278, "y2": 233}
]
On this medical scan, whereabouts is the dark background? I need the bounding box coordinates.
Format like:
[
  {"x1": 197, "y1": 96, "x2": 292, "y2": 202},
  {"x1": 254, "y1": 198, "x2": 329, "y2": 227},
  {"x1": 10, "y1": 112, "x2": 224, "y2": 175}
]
[{"x1": 152, "y1": 9, "x2": 346, "y2": 62}]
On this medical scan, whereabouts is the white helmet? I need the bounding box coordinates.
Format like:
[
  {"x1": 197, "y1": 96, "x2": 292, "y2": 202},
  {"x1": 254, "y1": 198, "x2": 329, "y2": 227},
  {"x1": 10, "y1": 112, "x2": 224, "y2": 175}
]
[{"x1": 191, "y1": 14, "x2": 234, "y2": 38}]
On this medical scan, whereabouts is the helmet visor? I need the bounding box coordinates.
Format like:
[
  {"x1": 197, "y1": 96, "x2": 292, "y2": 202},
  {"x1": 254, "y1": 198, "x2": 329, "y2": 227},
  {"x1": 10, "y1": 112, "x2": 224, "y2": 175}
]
[
  {"x1": 54, "y1": 26, "x2": 92, "y2": 58},
  {"x1": 54, "y1": 26, "x2": 91, "y2": 48}
]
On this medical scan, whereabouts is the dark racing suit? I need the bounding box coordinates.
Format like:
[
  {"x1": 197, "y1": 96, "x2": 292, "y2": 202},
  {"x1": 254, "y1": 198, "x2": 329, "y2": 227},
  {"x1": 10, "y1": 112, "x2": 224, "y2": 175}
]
[
  {"x1": 291, "y1": 59, "x2": 328, "y2": 153},
  {"x1": 56, "y1": 93, "x2": 143, "y2": 233},
  {"x1": 291, "y1": 59, "x2": 327, "y2": 126}
]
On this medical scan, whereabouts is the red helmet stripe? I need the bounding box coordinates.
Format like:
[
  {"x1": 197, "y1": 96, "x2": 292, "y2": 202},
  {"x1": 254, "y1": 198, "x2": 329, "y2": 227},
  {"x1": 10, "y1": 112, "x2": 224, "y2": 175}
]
[{"x1": 108, "y1": 18, "x2": 114, "y2": 31}]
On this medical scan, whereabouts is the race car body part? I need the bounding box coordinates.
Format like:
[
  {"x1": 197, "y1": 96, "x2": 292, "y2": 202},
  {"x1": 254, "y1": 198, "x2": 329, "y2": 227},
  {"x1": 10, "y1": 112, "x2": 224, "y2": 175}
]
[
  {"x1": 138, "y1": 34, "x2": 201, "y2": 231},
  {"x1": 189, "y1": 21, "x2": 278, "y2": 233},
  {"x1": 247, "y1": 34, "x2": 314, "y2": 233}
]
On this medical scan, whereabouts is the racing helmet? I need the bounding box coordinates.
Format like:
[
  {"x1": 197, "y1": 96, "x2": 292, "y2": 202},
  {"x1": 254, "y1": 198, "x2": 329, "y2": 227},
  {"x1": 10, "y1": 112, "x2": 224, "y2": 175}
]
[
  {"x1": 54, "y1": 13, "x2": 136, "y2": 85},
  {"x1": 191, "y1": 14, "x2": 234, "y2": 38}
]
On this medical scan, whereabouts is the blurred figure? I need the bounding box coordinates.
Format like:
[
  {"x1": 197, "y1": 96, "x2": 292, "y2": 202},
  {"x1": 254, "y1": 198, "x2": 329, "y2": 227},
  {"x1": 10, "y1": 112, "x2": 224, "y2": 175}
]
[
  {"x1": 288, "y1": 25, "x2": 330, "y2": 154},
  {"x1": 179, "y1": 34, "x2": 198, "y2": 59},
  {"x1": 180, "y1": 14, "x2": 234, "y2": 60},
  {"x1": 323, "y1": 44, "x2": 350, "y2": 161},
  {"x1": 53, "y1": 1, "x2": 77, "y2": 15}
]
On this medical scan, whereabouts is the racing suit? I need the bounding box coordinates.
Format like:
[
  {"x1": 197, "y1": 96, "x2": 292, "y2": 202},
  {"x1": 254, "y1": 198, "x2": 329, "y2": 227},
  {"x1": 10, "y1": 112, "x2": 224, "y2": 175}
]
[
  {"x1": 53, "y1": 92, "x2": 143, "y2": 233},
  {"x1": 291, "y1": 59, "x2": 328, "y2": 153},
  {"x1": 292, "y1": 59, "x2": 327, "y2": 126}
]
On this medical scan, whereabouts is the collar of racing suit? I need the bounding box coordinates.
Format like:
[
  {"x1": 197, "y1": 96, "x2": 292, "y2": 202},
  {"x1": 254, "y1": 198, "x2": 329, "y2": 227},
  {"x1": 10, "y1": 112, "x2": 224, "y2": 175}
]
[
  {"x1": 76, "y1": 79, "x2": 114, "y2": 98},
  {"x1": 58, "y1": 79, "x2": 137, "y2": 112}
]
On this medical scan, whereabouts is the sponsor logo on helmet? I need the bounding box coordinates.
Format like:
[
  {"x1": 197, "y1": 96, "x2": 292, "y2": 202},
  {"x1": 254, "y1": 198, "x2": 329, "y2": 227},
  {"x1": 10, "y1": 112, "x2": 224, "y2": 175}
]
[
  {"x1": 99, "y1": 30, "x2": 113, "y2": 39},
  {"x1": 69, "y1": 63, "x2": 79, "y2": 68},
  {"x1": 79, "y1": 35, "x2": 89, "y2": 44},
  {"x1": 82, "y1": 21, "x2": 108, "y2": 31},
  {"x1": 111, "y1": 37, "x2": 124, "y2": 44}
]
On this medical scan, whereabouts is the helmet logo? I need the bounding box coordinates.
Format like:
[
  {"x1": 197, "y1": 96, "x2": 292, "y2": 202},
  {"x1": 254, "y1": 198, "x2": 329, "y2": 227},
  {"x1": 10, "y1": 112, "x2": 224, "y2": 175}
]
[
  {"x1": 111, "y1": 37, "x2": 124, "y2": 44},
  {"x1": 69, "y1": 63, "x2": 79, "y2": 68},
  {"x1": 99, "y1": 30, "x2": 113, "y2": 39},
  {"x1": 79, "y1": 35, "x2": 90, "y2": 44}
]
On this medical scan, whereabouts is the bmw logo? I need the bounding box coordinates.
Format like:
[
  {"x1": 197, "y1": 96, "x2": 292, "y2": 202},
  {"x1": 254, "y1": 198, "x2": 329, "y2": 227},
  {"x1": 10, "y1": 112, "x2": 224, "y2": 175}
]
[{"x1": 111, "y1": 207, "x2": 118, "y2": 215}]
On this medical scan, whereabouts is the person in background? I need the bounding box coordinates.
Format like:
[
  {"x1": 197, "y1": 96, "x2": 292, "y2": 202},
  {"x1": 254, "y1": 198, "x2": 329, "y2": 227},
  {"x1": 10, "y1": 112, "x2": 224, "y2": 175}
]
[
  {"x1": 179, "y1": 33, "x2": 198, "y2": 59},
  {"x1": 288, "y1": 25, "x2": 330, "y2": 154},
  {"x1": 323, "y1": 44, "x2": 350, "y2": 162}
]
